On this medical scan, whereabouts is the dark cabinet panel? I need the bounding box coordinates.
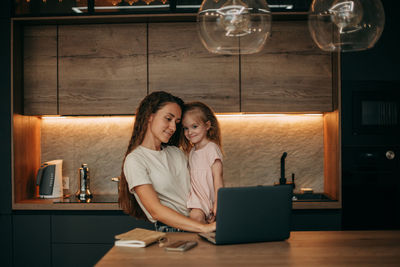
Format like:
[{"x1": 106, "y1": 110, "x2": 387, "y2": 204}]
[
  {"x1": 0, "y1": 0, "x2": 10, "y2": 18},
  {"x1": 292, "y1": 209, "x2": 341, "y2": 231},
  {"x1": 58, "y1": 23, "x2": 147, "y2": 115},
  {"x1": 341, "y1": 147, "x2": 400, "y2": 229},
  {"x1": 23, "y1": 25, "x2": 58, "y2": 115},
  {"x1": 0, "y1": 16, "x2": 11, "y2": 214},
  {"x1": 52, "y1": 214, "x2": 153, "y2": 243},
  {"x1": 148, "y1": 22, "x2": 240, "y2": 113},
  {"x1": 52, "y1": 244, "x2": 112, "y2": 267},
  {"x1": 13, "y1": 214, "x2": 51, "y2": 267},
  {"x1": 242, "y1": 20, "x2": 333, "y2": 112},
  {"x1": 0, "y1": 215, "x2": 12, "y2": 267}
]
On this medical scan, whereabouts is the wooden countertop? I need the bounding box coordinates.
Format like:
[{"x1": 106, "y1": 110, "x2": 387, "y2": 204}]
[{"x1": 96, "y1": 231, "x2": 400, "y2": 266}]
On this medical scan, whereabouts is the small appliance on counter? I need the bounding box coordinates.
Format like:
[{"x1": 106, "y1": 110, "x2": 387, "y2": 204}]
[
  {"x1": 75, "y1": 163, "x2": 93, "y2": 201},
  {"x1": 36, "y1": 159, "x2": 63, "y2": 198}
]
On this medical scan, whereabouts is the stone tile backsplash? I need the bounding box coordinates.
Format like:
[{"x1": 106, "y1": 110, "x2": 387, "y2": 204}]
[{"x1": 41, "y1": 115, "x2": 324, "y2": 195}]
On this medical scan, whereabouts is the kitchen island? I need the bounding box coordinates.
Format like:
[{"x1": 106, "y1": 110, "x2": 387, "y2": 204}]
[{"x1": 96, "y1": 230, "x2": 400, "y2": 266}]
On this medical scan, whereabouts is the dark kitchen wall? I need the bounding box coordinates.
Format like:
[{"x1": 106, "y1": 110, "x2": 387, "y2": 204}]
[
  {"x1": 341, "y1": 0, "x2": 399, "y2": 81},
  {"x1": 0, "y1": 0, "x2": 12, "y2": 214},
  {"x1": 0, "y1": 1, "x2": 13, "y2": 266}
]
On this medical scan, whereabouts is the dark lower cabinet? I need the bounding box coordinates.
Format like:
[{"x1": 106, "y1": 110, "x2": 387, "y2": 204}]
[
  {"x1": 0, "y1": 215, "x2": 12, "y2": 267},
  {"x1": 50, "y1": 213, "x2": 153, "y2": 266},
  {"x1": 12, "y1": 212, "x2": 153, "y2": 267},
  {"x1": 13, "y1": 214, "x2": 52, "y2": 267},
  {"x1": 52, "y1": 244, "x2": 112, "y2": 267},
  {"x1": 51, "y1": 214, "x2": 153, "y2": 244},
  {"x1": 292, "y1": 209, "x2": 342, "y2": 231}
]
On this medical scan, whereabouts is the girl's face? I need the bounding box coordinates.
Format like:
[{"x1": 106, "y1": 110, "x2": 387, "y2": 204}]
[
  {"x1": 147, "y1": 102, "x2": 182, "y2": 146},
  {"x1": 182, "y1": 113, "x2": 210, "y2": 147}
]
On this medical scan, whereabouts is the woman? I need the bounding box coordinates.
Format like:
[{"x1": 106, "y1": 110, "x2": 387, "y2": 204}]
[{"x1": 119, "y1": 91, "x2": 216, "y2": 233}]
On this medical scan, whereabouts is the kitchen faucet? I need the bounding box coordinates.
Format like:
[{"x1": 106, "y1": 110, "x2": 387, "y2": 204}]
[
  {"x1": 280, "y1": 152, "x2": 288, "y2": 185},
  {"x1": 278, "y1": 152, "x2": 295, "y2": 190}
]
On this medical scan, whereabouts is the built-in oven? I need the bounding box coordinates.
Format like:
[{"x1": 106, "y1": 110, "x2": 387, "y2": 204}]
[
  {"x1": 342, "y1": 146, "x2": 400, "y2": 229},
  {"x1": 341, "y1": 80, "x2": 400, "y2": 229}
]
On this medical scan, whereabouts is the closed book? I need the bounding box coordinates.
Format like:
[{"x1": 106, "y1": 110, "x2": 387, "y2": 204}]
[{"x1": 115, "y1": 228, "x2": 166, "y2": 248}]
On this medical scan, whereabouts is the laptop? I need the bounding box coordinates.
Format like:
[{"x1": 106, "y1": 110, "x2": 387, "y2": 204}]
[{"x1": 199, "y1": 185, "x2": 292, "y2": 245}]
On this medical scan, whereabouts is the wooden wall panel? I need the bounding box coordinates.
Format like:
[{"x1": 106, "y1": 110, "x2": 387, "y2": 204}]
[
  {"x1": 23, "y1": 26, "x2": 57, "y2": 115},
  {"x1": 13, "y1": 114, "x2": 41, "y2": 202},
  {"x1": 148, "y1": 22, "x2": 240, "y2": 113},
  {"x1": 324, "y1": 110, "x2": 340, "y2": 201},
  {"x1": 58, "y1": 23, "x2": 147, "y2": 115},
  {"x1": 242, "y1": 21, "x2": 333, "y2": 113}
]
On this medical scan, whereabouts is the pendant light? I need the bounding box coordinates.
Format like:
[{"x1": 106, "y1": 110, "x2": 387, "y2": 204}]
[
  {"x1": 308, "y1": 0, "x2": 385, "y2": 52},
  {"x1": 197, "y1": 0, "x2": 272, "y2": 55}
]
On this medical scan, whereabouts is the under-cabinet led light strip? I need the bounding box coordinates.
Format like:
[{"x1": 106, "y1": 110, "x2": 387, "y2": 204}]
[
  {"x1": 216, "y1": 114, "x2": 322, "y2": 117},
  {"x1": 42, "y1": 114, "x2": 323, "y2": 119}
]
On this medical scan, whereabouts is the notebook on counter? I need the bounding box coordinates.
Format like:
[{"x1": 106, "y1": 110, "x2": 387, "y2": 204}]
[
  {"x1": 199, "y1": 185, "x2": 292, "y2": 245},
  {"x1": 115, "y1": 228, "x2": 166, "y2": 248}
]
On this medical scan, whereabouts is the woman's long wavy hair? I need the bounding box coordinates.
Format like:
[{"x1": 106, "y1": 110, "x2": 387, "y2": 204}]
[
  {"x1": 181, "y1": 101, "x2": 222, "y2": 155},
  {"x1": 118, "y1": 91, "x2": 184, "y2": 219}
]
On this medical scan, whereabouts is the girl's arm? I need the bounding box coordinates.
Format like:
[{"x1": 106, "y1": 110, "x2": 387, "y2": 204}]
[
  {"x1": 211, "y1": 159, "x2": 224, "y2": 217},
  {"x1": 134, "y1": 184, "x2": 216, "y2": 233}
]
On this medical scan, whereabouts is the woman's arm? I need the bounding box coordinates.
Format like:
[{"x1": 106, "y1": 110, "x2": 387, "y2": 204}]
[
  {"x1": 211, "y1": 159, "x2": 224, "y2": 216},
  {"x1": 134, "y1": 184, "x2": 216, "y2": 233}
]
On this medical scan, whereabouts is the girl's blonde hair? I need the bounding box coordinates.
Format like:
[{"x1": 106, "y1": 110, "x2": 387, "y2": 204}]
[
  {"x1": 119, "y1": 91, "x2": 184, "y2": 220},
  {"x1": 181, "y1": 102, "x2": 222, "y2": 154}
]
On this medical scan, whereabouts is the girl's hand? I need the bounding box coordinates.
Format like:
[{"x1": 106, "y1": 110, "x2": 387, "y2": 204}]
[{"x1": 206, "y1": 211, "x2": 215, "y2": 223}]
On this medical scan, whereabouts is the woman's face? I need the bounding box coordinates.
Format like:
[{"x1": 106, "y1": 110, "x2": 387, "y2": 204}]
[{"x1": 147, "y1": 102, "x2": 182, "y2": 145}]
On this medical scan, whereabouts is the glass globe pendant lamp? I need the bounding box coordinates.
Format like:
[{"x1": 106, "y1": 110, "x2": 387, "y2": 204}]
[
  {"x1": 308, "y1": 0, "x2": 385, "y2": 52},
  {"x1": 197, "y1": 0, "x2": 272, "y2": 55}
]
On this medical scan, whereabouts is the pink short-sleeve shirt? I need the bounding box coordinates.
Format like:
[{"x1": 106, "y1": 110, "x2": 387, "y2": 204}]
[{"x1": 186, "y1": 142, "x2": 223, "y2": 217}]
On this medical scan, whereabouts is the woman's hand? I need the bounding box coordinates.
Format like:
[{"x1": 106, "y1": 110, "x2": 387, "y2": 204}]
[{"x1": 201, "y1": 221, "x2": 216, "y2": 233}]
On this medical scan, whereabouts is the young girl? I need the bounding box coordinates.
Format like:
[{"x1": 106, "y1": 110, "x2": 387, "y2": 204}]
[{"x1": 182, "y1": 102, "x2": 224, "y2": 224}]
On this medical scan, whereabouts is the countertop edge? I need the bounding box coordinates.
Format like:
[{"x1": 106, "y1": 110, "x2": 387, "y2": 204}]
[{"x1": 12, "y1": 200, "x2": 341, "y2": 210}]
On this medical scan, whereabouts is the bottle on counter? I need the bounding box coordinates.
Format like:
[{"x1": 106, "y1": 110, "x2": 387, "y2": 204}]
[{"x1": 75, "y1": 163, "x2": 93, "y2": 201}]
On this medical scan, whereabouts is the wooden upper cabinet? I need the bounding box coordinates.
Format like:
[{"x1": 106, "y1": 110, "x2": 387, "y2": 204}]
[
  {"x1": 241, "y1": 21, "x2": 333, "y2": 113},
  {"x1": 148, "y1": 22, "x2": 240, "y2": 113},
  {"x1": 58, "y1": 23, "x2": 147, "y2": 115},
  {"x1": 24, "y1": 26, "x2": 58, "y2": 115}
]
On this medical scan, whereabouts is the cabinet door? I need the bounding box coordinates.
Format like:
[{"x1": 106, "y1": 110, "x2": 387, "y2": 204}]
[
  {"x1": 148, "y1": 22, "x2": 240, "y2": 113},
  {"x1": 13, "y1": 214, "x2": 51, "y2": 267},
  {"x1": 0, "y1": 215, "x2": 12, "y2": 267},
  {"x1": 241, "y1": 21, "x2": 333, "y2": 112},
  {"x1": 58, "y1": 23, "x2": 147, "y2": 115},
  {"x1": 24, "y1": 25, "x2": 58, "y2": 115},
  {"x1": 51, "y1": 214, "x2": 153, "y2": 266},
  {"x1": 52, "y1": 244, "x2": 112, "y2": 267},
  {"x1": 51, "y1": 214, "x2": 153, "y2": 243}
]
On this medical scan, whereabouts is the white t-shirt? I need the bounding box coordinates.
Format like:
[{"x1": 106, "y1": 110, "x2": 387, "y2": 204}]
[{"x1": 124, "y1": 145, "x2": 191, "y2": 222}]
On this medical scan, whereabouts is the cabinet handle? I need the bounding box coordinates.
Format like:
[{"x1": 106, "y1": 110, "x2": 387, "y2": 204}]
[{"x1": 386, "y1": 150, "x2": 395, "y2": 160}]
